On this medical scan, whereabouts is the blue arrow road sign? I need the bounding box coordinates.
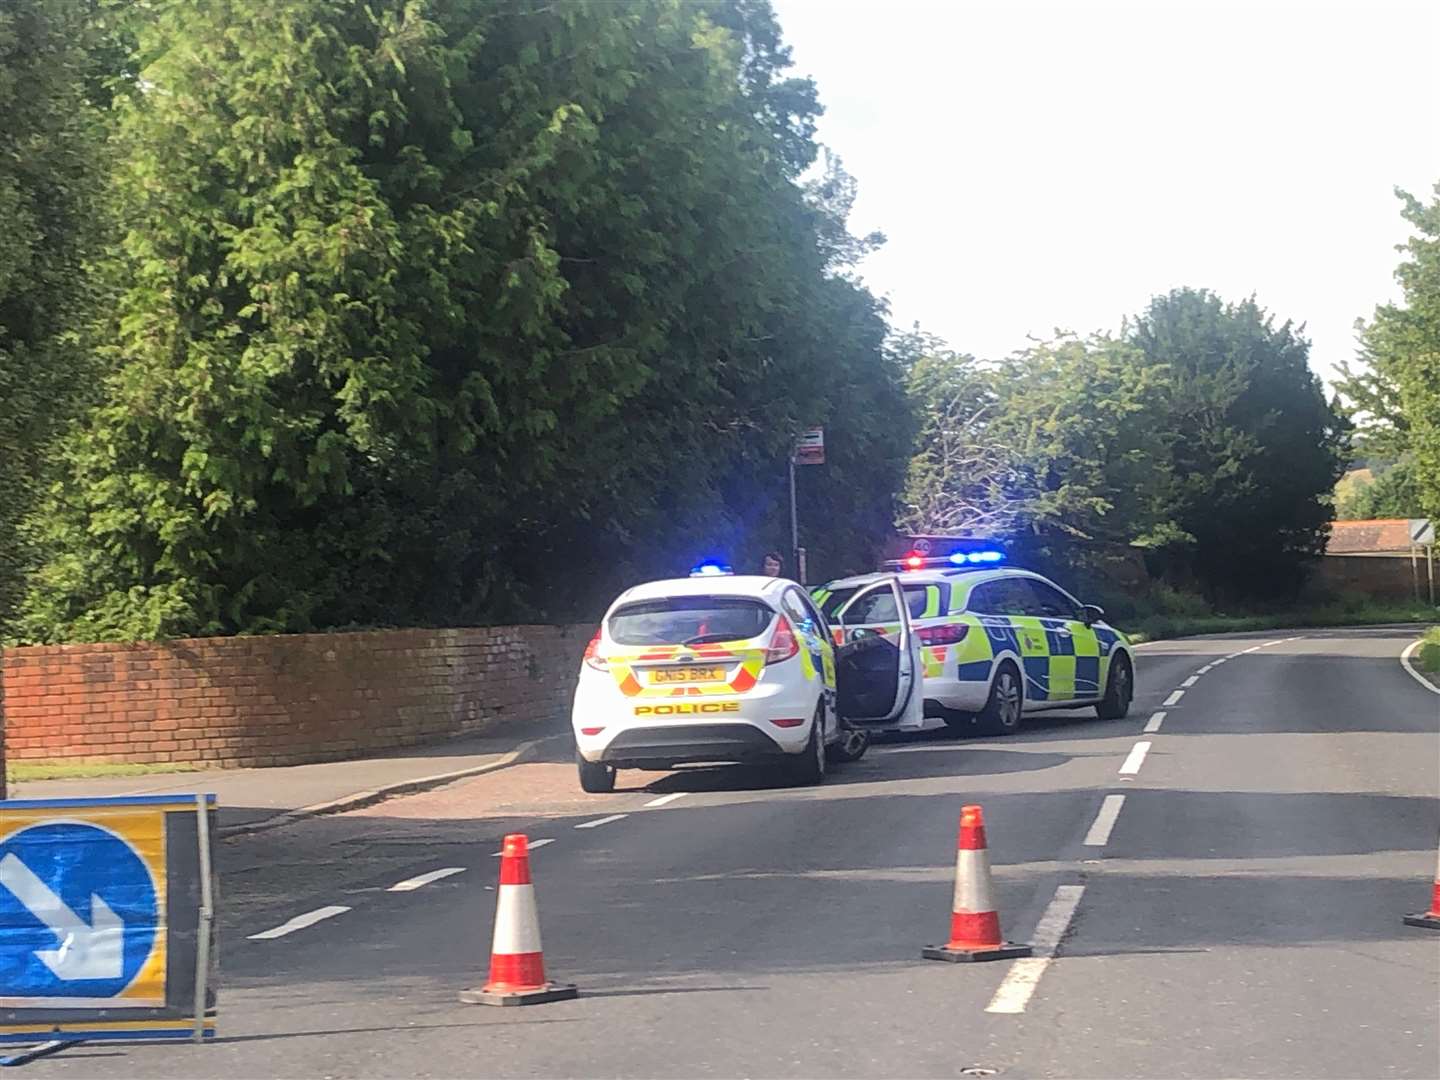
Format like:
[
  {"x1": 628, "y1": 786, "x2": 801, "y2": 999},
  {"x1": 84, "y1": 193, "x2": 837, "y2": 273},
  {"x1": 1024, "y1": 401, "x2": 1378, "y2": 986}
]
[{"x1": 0, "y1": 823, "x2": 158, "y2": 999}]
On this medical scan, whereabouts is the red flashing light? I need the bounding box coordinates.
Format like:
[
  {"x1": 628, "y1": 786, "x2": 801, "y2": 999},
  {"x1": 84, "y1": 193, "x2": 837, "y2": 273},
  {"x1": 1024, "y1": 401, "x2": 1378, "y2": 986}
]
[
  {"x1": 904, "y1": 553, "x2": 925, "y2": 570},
  {"x1": 766, "y1": 615, "x2": 800, "y2": 664}
]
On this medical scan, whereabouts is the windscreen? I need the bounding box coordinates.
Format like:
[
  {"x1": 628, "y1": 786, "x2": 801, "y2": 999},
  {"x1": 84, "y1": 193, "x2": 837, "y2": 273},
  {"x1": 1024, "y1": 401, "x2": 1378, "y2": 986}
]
[{"x1": 608, "y1": 597, "x2": 775, "y2": 646}]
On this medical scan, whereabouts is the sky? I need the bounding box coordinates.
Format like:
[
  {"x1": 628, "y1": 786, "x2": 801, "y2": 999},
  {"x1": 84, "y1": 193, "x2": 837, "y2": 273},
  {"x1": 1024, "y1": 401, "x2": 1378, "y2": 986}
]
[{"x1": 769, "y1": 0, "x2": 1440, "y2": 385}]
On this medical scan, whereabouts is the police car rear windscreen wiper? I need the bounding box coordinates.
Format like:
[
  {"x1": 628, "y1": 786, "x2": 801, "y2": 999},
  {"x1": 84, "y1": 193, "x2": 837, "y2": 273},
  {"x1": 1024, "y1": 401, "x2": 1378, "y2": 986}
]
[{"x1": 680, "y1": 633, "x2": 739, "y2": 645}]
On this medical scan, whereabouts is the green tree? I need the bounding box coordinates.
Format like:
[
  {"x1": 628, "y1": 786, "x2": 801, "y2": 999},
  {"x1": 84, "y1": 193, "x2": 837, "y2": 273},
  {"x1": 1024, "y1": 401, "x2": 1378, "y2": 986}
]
[
  {"x1": 1127, "y1": 289, "x2": 1348, "y2": 601},
  {"x1": 1342, "y1": 185, "x2": 1440, "y2": 520},
  {"x1": 0, "y1": 0, "x2": 114, "y2": 639},
  {"x1": 1335, "y1": 458, "x2": 1423, "y2": 520},
  {"x1": 21, "y1": 0, "x2": 908, "y2": 641}
]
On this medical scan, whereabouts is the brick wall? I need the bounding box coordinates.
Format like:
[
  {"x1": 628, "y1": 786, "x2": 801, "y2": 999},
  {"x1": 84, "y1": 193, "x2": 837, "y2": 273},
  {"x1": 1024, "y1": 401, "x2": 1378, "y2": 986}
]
[
  {"x1": 0, "y1": 625, "x2": 593, "y2": 769},
  {"x1": 1313, "y1": 555, "x2": 1432, "y2": 603}
]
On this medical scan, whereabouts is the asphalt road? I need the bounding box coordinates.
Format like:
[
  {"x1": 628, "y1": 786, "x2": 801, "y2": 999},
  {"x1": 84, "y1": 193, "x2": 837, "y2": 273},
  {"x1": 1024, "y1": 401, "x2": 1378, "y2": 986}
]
[{"x1": 25, "y1": 628, "x2": 1440, "y2": 1079}]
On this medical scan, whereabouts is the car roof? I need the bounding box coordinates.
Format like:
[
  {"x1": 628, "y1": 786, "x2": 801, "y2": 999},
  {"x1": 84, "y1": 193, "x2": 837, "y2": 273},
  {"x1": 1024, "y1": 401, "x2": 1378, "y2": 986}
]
[
  {"x1": 819, "y1": 567, "x2": 1021, "y2": 591},
  {"x1": 611, "y1": 574, "x2": 796, "y2": 608}
]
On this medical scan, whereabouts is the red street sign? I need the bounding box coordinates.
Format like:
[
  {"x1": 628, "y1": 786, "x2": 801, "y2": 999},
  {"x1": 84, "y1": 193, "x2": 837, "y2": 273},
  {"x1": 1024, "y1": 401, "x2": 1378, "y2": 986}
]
[{"x1": 794, "y1": 428, "x2": 824, "y2": 466}]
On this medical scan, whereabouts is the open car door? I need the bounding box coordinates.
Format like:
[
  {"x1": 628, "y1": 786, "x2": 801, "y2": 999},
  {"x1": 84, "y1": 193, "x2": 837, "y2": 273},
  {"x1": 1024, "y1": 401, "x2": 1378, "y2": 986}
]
[{"x1": 833, "y1": 576, "x2": 922, "y2": 727}]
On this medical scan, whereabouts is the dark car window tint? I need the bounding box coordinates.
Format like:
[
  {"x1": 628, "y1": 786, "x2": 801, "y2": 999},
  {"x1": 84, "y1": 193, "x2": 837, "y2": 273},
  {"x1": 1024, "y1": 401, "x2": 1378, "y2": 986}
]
[
  {"x1": 609, "y1": 597, "x2": 773, "y2": 645},
  {"x1": 844, "y1": 587, "x2": 899, "y2": 624},
  {"x1": 1025, "y1": 579, "x2": 1080, "y2": 619}
]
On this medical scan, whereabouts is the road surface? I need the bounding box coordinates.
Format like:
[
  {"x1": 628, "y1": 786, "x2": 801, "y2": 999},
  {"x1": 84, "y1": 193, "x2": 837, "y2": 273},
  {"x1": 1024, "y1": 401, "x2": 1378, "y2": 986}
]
[{"x1": 24, "y1": 628, "x2": 1440, "y2": 1078}]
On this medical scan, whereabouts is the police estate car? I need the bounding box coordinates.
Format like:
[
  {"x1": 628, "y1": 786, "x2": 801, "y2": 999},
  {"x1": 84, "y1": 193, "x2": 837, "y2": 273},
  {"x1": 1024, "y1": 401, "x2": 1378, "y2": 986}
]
[
  {"x1": 572, "y1": 564, "x2": 924, "y2": 792},
  {"x1": 812, "y1": 543, "x2": 1134, "y2": 736}
]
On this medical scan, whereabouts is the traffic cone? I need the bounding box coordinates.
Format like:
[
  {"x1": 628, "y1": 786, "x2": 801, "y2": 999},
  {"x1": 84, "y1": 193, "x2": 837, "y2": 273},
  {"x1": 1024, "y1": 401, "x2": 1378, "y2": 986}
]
[
  {"x1": 459, "y1": 834, "x2": 578, "y2": 1005},
  {"x1": 1402, "y1": 834, "x2": 1440, "y2": 930},
  {"x1": 923, "y1": 804, "x2": 1032, "y2": 962}
]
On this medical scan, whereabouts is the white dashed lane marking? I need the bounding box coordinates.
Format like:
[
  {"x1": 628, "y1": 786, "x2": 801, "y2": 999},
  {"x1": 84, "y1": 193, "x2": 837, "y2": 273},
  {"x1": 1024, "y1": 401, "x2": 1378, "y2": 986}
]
[
  {"x1": 575, "y1": 814, "x2": 628, "y2": 830},
  {"x1": 1144, "y1": 711, "x2": 1166, "y2": 733},
  {"x1": 1119, "y1": 741, "x2": 1151, "y2": 775},
  {"x1": 1083, "y1": 795, "x2": 1125, "y2": 846},
  {"x1": 1181, "y1": 675, "x2": 1199, "y2": 687},
  {"x1": 491, "y1": 838, "x2": 554, "y2": 856},
  {"x1": 388, "y1": 867, "x2": 466, "y2": 892},
  {"x1": 644, "y1": 792, "x2": 688, "y2": 808},
  {"x1": 1163, "y1": 689, "x2": 1185, "y2": 706},
  {"x1": 985, "y1": 885, "x2": 1087, "y2": 1014},
  {"x1": 248, "y1": 905, "x2": 350, "y2": 940}
]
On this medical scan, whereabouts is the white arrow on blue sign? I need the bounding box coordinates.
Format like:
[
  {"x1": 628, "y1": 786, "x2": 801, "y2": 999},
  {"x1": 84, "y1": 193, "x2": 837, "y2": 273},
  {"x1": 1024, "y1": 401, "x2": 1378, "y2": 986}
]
[{"x1": 0, "y1": 823, "x2": 157, "y2": 999}]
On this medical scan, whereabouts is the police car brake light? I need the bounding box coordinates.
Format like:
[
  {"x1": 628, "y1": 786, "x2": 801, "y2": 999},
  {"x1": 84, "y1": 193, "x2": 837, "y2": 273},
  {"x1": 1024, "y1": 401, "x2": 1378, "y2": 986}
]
[
  {"x1": 583, "y1": 630, "x2": 608, "y2": 670},
  {"x1": 690, "y1": 561, "x2": 733, "y2": 577},
  {"x1": 948, "y1": 549, "x2": 1005, "y2": 565},
  {"x1": 918, "y1": 623, "x2": 969, "y2": 646},
  {"x1": 765, "y1": 615, "x2": 800, "y2": 664}
]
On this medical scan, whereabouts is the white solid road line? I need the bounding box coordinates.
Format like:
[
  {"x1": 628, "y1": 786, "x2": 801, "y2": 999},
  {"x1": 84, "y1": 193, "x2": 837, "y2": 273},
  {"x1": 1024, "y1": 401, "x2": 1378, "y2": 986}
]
[
  {"x1": 1400, "y1": 640, "x2": 1440, "y2": 695},
  {"x1": 644, "y1": 792, "x2": 688, "y2": 808},
  {"x1": 1083, "y1": 795, "x2": 1126, "y2": 846},
  {"x1": 1181, "y1": 675, "x2": 1199, "y2": 687},
  {"x1": 985, "y1": 884, "x2": 1087, "y2": 1014},
  {"x1": 1144, "y1": 711, "x2": 1166, "y2": 733},
  {"x1": 1163, "y1": 689, "x2": 1185, "y2": 706},
  {"x1": 389, "y1": 867, "x2": 466, "y2": 892},
  {"x1": 492, "y1": 838, "x2": 555, "y2": 856},
  {"x1": 575, "y1": 814, "x2": 628, "y2": 829},
  {"x1": 248, "y1": 905, "x2": 351, "y2": 940},
  {"x1": 1119, "y1": 741, "x2": 1151, "y2": 775}
]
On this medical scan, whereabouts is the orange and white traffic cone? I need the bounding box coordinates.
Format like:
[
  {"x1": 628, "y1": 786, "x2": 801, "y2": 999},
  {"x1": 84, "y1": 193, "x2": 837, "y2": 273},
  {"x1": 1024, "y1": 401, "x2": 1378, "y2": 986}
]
[
  {"x1": 923, "y1": 804, "x2": 1032, "y2": 963},
  {"x1": 459, "y1": 834, "x2": 578, "y2": 1005},
  {"x1": 1402, "y1": 834, "x2": 1440, "y2": 930}
]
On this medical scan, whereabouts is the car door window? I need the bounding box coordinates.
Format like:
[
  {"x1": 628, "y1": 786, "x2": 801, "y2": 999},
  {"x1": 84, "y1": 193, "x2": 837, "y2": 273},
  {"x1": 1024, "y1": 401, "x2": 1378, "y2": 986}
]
[
  {"x1": 1024, "y1": 579, "x2": 1080, "y2": 620},
  {"x1": 843, "y1": 588, "x2": 899, "y2": 625},
  {"x1": 781, "y1": 588, "x2": 821, "y2": 638},
  {"x1": 973, "y1": 578, "x2": 1035, "y2": 617}
]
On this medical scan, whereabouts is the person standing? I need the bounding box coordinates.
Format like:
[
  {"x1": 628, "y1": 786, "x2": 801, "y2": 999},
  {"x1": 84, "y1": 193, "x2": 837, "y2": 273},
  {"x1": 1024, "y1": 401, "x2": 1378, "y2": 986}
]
[{"x1": 761, "y1": 551, "x2": 783, "y2": 577}]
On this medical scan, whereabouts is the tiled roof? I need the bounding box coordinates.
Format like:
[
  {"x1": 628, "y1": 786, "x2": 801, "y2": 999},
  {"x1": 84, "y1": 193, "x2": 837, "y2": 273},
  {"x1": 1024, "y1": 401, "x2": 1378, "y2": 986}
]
[{"x1": 1326, "y1": 519, "x2": 1415, "y2": 554}]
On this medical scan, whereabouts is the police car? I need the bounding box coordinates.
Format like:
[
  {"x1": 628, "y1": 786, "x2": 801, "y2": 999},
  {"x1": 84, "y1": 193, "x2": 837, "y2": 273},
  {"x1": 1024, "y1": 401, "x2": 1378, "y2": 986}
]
[
  {"x1": 811, "y1": 540, "x2": 1134, "y2": 736},
  {"x1": 572, "y1": 563, "x2": 924, "y2": 792}
]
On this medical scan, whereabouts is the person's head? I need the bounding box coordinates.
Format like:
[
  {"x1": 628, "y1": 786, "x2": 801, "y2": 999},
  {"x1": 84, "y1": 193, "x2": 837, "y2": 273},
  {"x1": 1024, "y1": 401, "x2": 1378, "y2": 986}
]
[{"x1": 762, "y1": 552, "x2": 783, "y2": 577}]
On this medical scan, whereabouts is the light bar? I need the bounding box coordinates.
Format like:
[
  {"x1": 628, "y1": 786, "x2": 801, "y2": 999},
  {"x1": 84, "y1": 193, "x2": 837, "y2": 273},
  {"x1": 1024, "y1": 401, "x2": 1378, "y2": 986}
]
[
  {"x1": 948, "y1": 550, "x2": 1006, "y2": 565},
  {"x1": 689, "y1": 561, "x2": 733, "y2": 577}
]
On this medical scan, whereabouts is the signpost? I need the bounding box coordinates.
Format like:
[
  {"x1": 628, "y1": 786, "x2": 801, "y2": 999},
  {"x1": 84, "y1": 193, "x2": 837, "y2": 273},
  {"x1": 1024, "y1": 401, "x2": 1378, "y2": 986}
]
[
  {"x1": 790, "y1": 428, "x2": 825, "y2": 584},
  {"x1": 1409, "y1": 519, "x2": 1435, "y2": 606},
  {"x1": 0, "y1": 794, "x2": 217, "y2": 1062}
]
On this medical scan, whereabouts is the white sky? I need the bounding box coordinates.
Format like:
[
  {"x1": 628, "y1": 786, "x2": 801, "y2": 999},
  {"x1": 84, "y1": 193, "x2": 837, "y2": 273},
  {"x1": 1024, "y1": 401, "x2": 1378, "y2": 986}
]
[{"x1": 770, "y1": 0, "x2": 1440, "y2": 385}]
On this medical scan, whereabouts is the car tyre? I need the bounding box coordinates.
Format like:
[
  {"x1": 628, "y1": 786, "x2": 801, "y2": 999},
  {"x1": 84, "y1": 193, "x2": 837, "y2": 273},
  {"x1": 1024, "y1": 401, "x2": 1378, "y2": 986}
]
[
  {"x1": 576, "y1": 749, "x2": 616, "y2": 793},
  {"x1": 978, "y1": 662, "x2": 1023, "y2": 735},
  {"x1": 828, "y1": 723, "x2": 870, "y2": 763},
  {"x1": 1096, "y1": 653, "x2": 1134, "y2": 720},
  {"x1": 785, "y1": 703, "x2": 827, "y2": 786}
]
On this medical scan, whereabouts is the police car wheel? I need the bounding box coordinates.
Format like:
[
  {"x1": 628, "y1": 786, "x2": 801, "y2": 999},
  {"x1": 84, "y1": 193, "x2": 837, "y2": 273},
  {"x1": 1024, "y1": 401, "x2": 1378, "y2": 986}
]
[
  {"x1": 828, "y1": 725, "x2": 870, "y2": 763},
  {"x1": 978, "y1": 663, "x2": 1023, "y2": 735},
  {"x1": 576, "y1": 750, "x2": 617, "y2": 794},
  {"x1": 1096, "y1": 654, "x2": 1134, "y2": 720},
  {"x1": 785, "y1": 703, "x2": 827, "y2": 785}
]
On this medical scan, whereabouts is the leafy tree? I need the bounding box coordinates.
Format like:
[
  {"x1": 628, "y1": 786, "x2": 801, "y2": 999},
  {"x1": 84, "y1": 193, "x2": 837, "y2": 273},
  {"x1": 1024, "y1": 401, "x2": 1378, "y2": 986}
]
[
  {"x1": 1342, "y1": 185, "x2": 1440, "y2": 520},
  {"x1": 0, "y1": 0, "x2": 113, "y2": 639},
  {"x1": 20, "y1": 0, "x2": 908, "y2": 641},
  {"x1": 1335, "y1": 458, "x2": 1423, "y2": 520},
  {"x1": 1127, "y1": 289, "x2": 1348, "y2": 601}
]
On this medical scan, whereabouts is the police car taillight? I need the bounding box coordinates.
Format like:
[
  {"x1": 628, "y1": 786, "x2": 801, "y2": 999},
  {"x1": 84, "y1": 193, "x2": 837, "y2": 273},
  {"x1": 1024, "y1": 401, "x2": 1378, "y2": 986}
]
[
  {"x1": 765, "y1": 616, "x2": 800, "y2": 664},
  {"x1": 583, "y1": 630, "x2": 608, "y2": 670},
  {"x1": 918, "y1": 624, "x2": 969, "y2": 646}
]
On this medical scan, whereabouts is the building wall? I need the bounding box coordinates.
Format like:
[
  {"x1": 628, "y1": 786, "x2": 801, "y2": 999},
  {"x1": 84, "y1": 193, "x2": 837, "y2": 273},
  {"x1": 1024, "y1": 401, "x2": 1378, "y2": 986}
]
[
  {"x1": 0, "y1": 625, "x2": 593, "y2": 768},
  {"x1": 1313, "y1": 554, "x2": 1432, "y2": 603}
]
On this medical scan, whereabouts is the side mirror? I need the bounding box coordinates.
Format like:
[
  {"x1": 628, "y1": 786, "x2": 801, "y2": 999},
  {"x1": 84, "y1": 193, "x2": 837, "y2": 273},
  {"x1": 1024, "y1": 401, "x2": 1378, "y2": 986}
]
[{"x1": 1081, "y1": 604, "x2": 1104, "y2": 627}]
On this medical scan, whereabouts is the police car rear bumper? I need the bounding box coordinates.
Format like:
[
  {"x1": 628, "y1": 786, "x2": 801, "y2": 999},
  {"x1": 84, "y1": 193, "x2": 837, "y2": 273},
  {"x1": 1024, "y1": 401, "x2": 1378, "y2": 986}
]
[{"x1": 598, "y1": 723, "x2": 790, "y2": 770}]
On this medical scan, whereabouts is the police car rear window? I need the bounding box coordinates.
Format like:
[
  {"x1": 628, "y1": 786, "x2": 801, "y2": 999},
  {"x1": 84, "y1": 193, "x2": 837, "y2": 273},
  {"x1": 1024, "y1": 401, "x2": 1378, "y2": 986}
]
[{"x1": 608, "y1": 597, "x2": 774, "y2": 646}]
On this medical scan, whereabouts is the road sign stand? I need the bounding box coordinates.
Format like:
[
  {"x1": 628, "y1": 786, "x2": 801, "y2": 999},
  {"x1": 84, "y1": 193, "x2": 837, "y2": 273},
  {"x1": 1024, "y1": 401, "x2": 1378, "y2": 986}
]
[
  {"x1": 193, "y1": 794, "x2": 214, "y2": 1044},
  {"x1": 0, "y1": 1038, "x2": 81, "y2": 1068}
]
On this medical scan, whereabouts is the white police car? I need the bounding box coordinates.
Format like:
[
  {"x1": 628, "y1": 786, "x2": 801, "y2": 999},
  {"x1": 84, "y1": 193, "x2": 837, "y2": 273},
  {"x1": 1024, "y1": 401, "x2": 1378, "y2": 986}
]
[
  {"x1": 572, "y1": 564, "x2": 924, "y2": 792},
  {"x1": 812, "y1": 541, "x2": 1135, "y2": 736}
]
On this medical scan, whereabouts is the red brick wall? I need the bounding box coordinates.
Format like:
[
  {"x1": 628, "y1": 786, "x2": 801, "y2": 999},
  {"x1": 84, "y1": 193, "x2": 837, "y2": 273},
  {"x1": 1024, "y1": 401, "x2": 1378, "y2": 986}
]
[
  {"x1": 0, "y1": 625, "x2": 593, "y2": 768},
  {"x1": 1313, "y1": 555, "x2": 1431, "y2": 603}
]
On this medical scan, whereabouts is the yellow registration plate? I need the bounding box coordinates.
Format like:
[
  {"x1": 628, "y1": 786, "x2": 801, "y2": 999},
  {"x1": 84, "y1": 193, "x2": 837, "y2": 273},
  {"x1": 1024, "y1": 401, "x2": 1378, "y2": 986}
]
[{"x1": 650, "y1": 666, "x2": 726, "y2": 684}]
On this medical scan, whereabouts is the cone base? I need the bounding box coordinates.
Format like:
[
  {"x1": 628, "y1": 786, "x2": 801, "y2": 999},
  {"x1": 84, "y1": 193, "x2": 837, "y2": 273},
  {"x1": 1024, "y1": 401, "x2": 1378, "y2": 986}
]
[
  {"x1": 923, "y1": 942, "x2": 1032, "y2": 963},
  {"x1": 459, "y1": 982, "x2": 578, "y2": 1006},
  {"x1": 1402, "y1": 912, "x2": 1440, "y2": 930}
]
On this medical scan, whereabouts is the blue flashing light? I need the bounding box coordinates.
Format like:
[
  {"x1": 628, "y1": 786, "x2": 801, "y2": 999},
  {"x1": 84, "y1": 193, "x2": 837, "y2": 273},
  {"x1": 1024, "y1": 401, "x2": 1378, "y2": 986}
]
[
  {"x1": 689, "y1": 561, "x2": 733, "y2": 578},
  {"x1": 949, "y1": 549, "x2": 1006, "y2": 566}
]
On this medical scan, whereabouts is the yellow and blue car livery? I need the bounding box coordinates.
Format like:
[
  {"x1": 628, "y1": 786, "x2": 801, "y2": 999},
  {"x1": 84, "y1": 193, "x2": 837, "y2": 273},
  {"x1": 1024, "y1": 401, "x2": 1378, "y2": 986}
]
[{"x1": 813, "y1": 566, "x2": 1133, "y2": 730}]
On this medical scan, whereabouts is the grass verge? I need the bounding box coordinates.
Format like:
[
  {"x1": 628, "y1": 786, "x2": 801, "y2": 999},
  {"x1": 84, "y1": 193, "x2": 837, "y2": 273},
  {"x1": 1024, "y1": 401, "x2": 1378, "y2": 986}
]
[
  {"x1": 1418, "y1": 627, "x2": 1440, "y2": 674},
  {"x1": 5, "y1": 761, "x2": 208, "y2": 783},
  {"x1": 1127, "y1": 601, "x2": 1440, "y2": 644}
]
